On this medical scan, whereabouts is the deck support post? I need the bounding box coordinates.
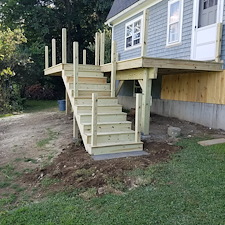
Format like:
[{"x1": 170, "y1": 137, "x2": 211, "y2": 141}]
[
  {"x1": 100, "y1": 31, "x2": 105, "y2": 65},
  {"x1": 141, "y1": 8, "x2": 149, "y2": 57},
  {"x1": 215, "y1": 23, "x2": 223, "y2": 62},
  {"x1": 83, "y1": 49, "x2": 87, "y2": 65},
  {"x1": 116, "y1": 80, "x2": 124, "y2": 96},
  {"x1": 73, "y1": 42, "x2": 79, "y2": 98},
  {"x1": 135, "y1": 93, "x2": 142, "y2": 142},
  {"x1": 141, "y1": 69, "x2": 152, "y2": 135},
  {"x1": 66, "y1": 90, "x2": 71, "y2": 115},
  {"x1": 73, "y1": 113, "x2": 79, "y2": 140},
  {"x1": 52, "y1": 39, "x2": 56, "y2": 66},
  {"x1": 95, "y1": 32, "x2": 100, "y2": 65},
  {"x1": 111, "y1": 41, "x2": 117, "y2": 97},
  {"x1": 45, "y1": 46, "x2": 49, "y2": 69},
  {"x1": 91, "y1": 93, "x2": 98, "y2": 147},
  {"x1": 62, "y1": 28, "x2": 67, "y2": 64}
]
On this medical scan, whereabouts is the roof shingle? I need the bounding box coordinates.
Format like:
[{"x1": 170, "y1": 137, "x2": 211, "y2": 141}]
[{"x1": 106, "y1": 0, "x2": 140, "y2": 21}]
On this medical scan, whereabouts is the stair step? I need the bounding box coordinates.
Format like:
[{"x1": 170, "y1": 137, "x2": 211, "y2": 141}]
[
  {"x1": 74, "y1": 97, "x2": 118, "y2": 105},
  {"x1": 78, "y1": 90, "x2": 111, "y2": 97},
  {"x1": 75, "y1": 105, "x2": 122, "y2": 113},
  {"x1": 84, "y1": 131, "x2": 135, "y2": 145},
  {"x1": 88, "y1": 142, "x2": 143, "y2": 155},
  {"x1": 78, "y1": 71, "x2": 104, "y2": 77},
  {"x1": 67, "y1": 76, "x2": 107, "y2": 84},
  {"x1": 78, "y1": 112, "x2": 127, "y2": 123},
  {"x1": 81, "y1": 121, "x2": 132, "y2": 133},
  {"x1": 69, "y1": 83, "x2": 110, "y2": 91}
]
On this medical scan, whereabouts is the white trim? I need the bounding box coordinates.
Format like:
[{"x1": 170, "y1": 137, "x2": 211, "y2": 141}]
[
  {"x1": 166, "y1": 0, "x2": 184, "y2": 47},
  {"x1": 124, "y1": 15, "x2": 143, "y2": 51},
  {"x1": 191, "y1": 0, "x2": 224, "y2": 60},
  {"x1": 106, "y1": 0, "x2": 163, "y2": 26}
]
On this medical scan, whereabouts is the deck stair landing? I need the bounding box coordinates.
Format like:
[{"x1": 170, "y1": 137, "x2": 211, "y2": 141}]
[{"x1": 62, "y1": 65, "x2": 143, "y2": 155}]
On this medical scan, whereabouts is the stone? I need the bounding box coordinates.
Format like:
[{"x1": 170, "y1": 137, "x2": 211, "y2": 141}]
[{"x1": 167, "y1": 126, "x2": 181, "y2": 138}]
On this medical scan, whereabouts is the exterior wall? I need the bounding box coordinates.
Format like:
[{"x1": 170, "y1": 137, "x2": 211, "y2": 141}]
[
  {"x1": 161, "y1": 71, "x2": 225, "y2": 104},
  {"x1": 220, "y1": 1, "x2": 225, "y2": 68},
  {"x1": 113, "y1": 12, "x2": 142, "y2": 61},
  {"x1": 113, "y1": 0, "x2": 194, "y2": 61},
  {"x1": 151, "y1": 99, "x2": 225, "y2": 130}
]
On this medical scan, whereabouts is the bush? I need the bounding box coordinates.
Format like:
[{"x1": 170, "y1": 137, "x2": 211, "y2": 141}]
[{"x1": 25, "y1": 84, "x2": 56, "y2": 100}]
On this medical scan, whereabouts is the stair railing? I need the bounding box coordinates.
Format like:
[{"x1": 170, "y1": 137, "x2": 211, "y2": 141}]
[
  {"x1": 135, "y1": 93, "x2": 142, "y2": 142},
  {"x1": 91, "y1": 93, "x2": 98, "y2": 147}
]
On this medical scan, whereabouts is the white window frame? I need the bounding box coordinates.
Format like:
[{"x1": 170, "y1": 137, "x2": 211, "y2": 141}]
[
  {"x1": 125, "y1": 16, "x2": 143, "y2": 50},
  {"x1": 166, "y1": 0, "x2": 184, "y2": 47}
]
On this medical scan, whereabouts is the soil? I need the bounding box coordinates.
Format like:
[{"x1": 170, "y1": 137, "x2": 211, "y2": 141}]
[{"x1": 1, "y1": 109, "x2": 225, "y2": 201}]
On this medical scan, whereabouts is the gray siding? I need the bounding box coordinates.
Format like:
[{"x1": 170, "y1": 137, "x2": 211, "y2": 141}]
[
  {"x1": 147, "y1": 0, "x2": 193, "y2": 59},
  {"x1": 113, "y1": 0, "x2": 194, "y2": 61},
  {"x1": 113, "y1": 13, "x2": 143, "y2": 61}
]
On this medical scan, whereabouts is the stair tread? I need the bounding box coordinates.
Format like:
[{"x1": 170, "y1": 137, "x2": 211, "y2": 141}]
[
  {"x1": 75, "y1": 97, "x2": 115, "y2": 99},
  {"x1": 85, "y1": 130, "x2": 135, "y2": 136},
  {"x1": 82, "y1": 121, "x2": 131, "y2": 125},
  {"x1": 90, "y1": 141, "x2": 143, "y2": 148},
  {"x1": 78, "y1": 89, "x2": 110, "y2": 92},
  {"x1": 78, "y1": 112, "x2": 126, "y2": 116},
  {"x1": 76, "y1": 104, "x2": 121, "y2": 107}
]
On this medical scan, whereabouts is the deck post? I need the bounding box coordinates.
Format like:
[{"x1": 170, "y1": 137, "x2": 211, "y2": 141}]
[
  {"x1": 141, "y1": 69, "x2": 152, "y2": 135},
  {"x1": 66, "y1": 90, "x2": 71, "y2": 115},
  {"x1": 52, "y1": 39, "x2": 56, "y2": 66},
  {"x1": 62, "y1": 28, "x2": 67, "y2": 64},
  {"x1": 111, "y1": 41, "x2": 117, "y2": 97},
  {"x1": 83, "y1": 49, "x2": 87, "y2": 65},
  {"x1": 45, "y1": 46, "x2": 49, "y2": 69},
  {"x1": 215, "y1": 23, "x2": 223, "y2": 62},
  {"x1": 135, "y1": 93, "x2": 142, "y2": 142},
  {"x1": 100, "y1": 31, "x2": 105, "y2": 65},
  {"x1": 73, "y1": 113, "x2": 79, "y2": 139},
  {"x1": 91, "y1": 93, "x2": 98, "y2": 147},
  {"x1": 73, "y1": 42, "x2": 79, "y2": 98},
  {"x1": 95, "y1": 32, "x2": 100, "y2": 65},
  {"x1": 116, "y1": 80, "x2": 124, "y2": 96},
  {"x1": 141, "y1": 8, "x2": 149, "y2": 57}
]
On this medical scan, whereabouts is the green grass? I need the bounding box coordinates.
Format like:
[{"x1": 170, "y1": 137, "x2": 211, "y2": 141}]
[
  {"x1": 24, "y1": 100, "x2": 58, "y2": 113},
  {"x1": 1, "y1": 138, "x2": 225, "y2": 224},
  {"x1": 36, "y1": 128, "x2": 58, "y2": 148},
  {"x1": 0, "y1": 114, "x2": 13, "y2": 118}
]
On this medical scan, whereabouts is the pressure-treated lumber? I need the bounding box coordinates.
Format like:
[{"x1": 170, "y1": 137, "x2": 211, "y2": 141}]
[
  {"x1": 95, "y1": 32, "x2": 100, "y2": 66},
  {"x1": 135, "y1": 93, "x2": 142, "y2": 142},
  {"x1": 62, "y1": 28, "x2": 67, "y2": 64},
  {"x1": 45, "y1": 46, "x2": 49, "y2": 69},
  {"x1": 73, "y1": 42, "x2": 79, "y2": 98},
  {"x1": 141, "y1": 8, "x2": 149, "y2": 57},
  {"x1": 83, "y1": 49, "x2": 87, "y2": 65},
  {"x1": 91, "y1": 93, "x2": 98, "y2": 147},
  {"x1": 66, "y1": 90, "x2": 71, "y2": 115},
  {"x1": 215, "y1": 23, "x2": 223, "y2": 62},
  {"x1": 73, "y1": 113, "x2": 79, "y2": 139},
  {"x1": 111, "y1": 41, "x2": 117, "y2": 97},
  {"x1": 100, "y1": 31, "x2": 105, "y2": 65},
  {"x1": 52, "y1": 39, "x2": 56, "y2": 66}
]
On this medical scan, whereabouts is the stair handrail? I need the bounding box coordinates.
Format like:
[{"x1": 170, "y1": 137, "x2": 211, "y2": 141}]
[
  {"x1": 91, "y1": 93, "x2": 98, "y2": 147},
  {"x1": 73, "y1": 41, "x2": 79, "y2": 98},
  {"x1": 135, "y1": 93, "x2": 142, "y2": 142}
]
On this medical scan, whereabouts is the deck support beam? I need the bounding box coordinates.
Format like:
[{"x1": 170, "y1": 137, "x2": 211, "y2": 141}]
[{"x1": 141, "y1": 68, "x2": 153, "y2": 135}]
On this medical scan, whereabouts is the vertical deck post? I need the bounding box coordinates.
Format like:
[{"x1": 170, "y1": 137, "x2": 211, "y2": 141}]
[
  {"x1": 66, "y1": 90, "x2": 71, "y2": 115},
  {"x1": 52, "y1": 39, "x2": 56, "y2": 66},
  {"x1": 73, "y1": 113, "x2": 79, "y2": 140},
  {"x1": 73, "y1": 42, "x2": 79, "y2": 98},
  {"x1": 135, "y1": 93, "x2": 142, "y2": 142},
  {"x1": 83, "y1": 49, "x2": 87, "y2": 65},
  {"x1": 45, "y1": 46, "x2": 49, "y2": 69},
  {"x1": 215, "y1": 23, "x2": 223, "y2": 62},
  {"x1": 62, "y1": 28, "x2": 67, "y2": 64},
  {"x1": 95, "y1": 32, "x2": 100, "y2": 65},
  {"x1": 141, "y1": 69, "x2": 152, "y2": 135},
  {"x1": 111, "y1": 41, "x2": 117, "y2": 97},
  {"x1": 91, "y1": 93, "x2": 98, "y2": 147},
  {"x1": 141, "y1": 9, "x2": 149, "y2": 57},
  {"x1": 100, "y1": 31, "x2": 105, "y2": 65}
]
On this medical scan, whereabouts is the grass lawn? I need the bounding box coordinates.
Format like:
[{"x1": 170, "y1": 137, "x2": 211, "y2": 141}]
[
  {"x1": 0, "y1": 138, "x2": 225, "y2": 225},
  {"x1": 24, "y1": 100, "x2": 58, "y2": 113}
]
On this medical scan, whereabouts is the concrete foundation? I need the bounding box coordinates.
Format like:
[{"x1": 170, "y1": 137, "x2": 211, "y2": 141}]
[{"x1": 118, "y1": 96, "x2": 225, "y2": 131}]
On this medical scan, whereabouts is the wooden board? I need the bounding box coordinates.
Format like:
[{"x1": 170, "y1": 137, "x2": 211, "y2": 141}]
[
  {"x1": 198, "y1": 138, "x2": 225, "y2": 146},
  {"x1": 161, "y1": 70, "x2": 225, "y2": 104}
]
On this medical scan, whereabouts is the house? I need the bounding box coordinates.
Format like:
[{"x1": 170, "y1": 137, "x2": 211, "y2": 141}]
[
  {"x1": 44, "y1": 0, "x2": 224, "y2": 155},
  {"x1": 105, "y1": 0, "x2": 225, "y2": 130}
]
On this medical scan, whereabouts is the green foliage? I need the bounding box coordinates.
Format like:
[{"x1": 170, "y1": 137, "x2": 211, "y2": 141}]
[{"x1": 24, "y1": 100, "x2": 57, "y2": 113}]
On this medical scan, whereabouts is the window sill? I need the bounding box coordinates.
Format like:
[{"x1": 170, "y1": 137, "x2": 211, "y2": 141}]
[
  {"x1": 166, "y1": 42, "x2": 182, "y2": 48},
  {"x1": 125, "y1": 44, "x2": 141, "y2": 51}
]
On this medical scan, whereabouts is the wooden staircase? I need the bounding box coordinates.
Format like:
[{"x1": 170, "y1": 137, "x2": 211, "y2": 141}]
[{"x1": 61, "y1": 65, "x2": 143, "y2": 155}]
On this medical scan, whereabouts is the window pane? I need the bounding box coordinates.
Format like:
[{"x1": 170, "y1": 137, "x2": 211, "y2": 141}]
[
  {"x1": 126, "y1": 36, "x2": 132, "y2": 47},
  {"x1": 169, "y1": 23, "x2": 179, "y2": 42},
  {"x1": 134, "y1": 38, "x2": 140, "y2": 46},
  {"x1": 126, "y1": 25, "x2": 133, "y2": 37},
  {"x1": 134, "y1": 20, "x2": 141, "y2": 33},
  {"x1": 170, "y1": 1, "x2": 180, "y2": 23},
  {"x1": 134, "y1": 32, "x2": 140, "y2": 39}
]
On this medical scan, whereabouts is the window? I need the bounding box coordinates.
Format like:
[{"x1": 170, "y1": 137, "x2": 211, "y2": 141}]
[
  {"x1": 125, "y1": 16, "x2": 143, "y2": 50},
  {"x1": 167, "y1": 0, "x2": 183, "y2": 46}
]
